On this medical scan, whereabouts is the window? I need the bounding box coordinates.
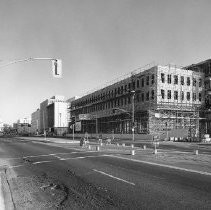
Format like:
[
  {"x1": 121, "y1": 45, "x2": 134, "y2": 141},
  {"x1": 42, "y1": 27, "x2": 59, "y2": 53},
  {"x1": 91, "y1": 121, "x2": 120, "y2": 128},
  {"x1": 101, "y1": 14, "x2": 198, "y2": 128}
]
[
  {"x1": 146, "y1": 76, "x2": 149, "y2": 85},
  {"x1": 174, "y1": 75, "x2": 178, "y2": 84},
  {"x1": 151, "y1": 90, "x2": 154, "y2": 100},
  {"x1": 167, "y1": 90, "x2": 171, "y2": 99},
  {"x1": 181, "y1": 76, "x2": 184, "y2": 85},
  {"x1": 193, "y1": 78, "x2": 196, "y2": 86},
  {"x1": 128, "y1": 96, "x2": 131, "y2": 104},
  {"x1": 124, "y1": 85, "x2": 127, "y2": 92},
  {"x1": 161, "y1": 89, "x2": 165, "y2": 99},
  {"x1": 181, "y1": 91, "x2": 184, "y2": 101},
  {"x1": 151, "y1": 74, "x2": 155, "y2": 85},
  {"x1": 132, "y1": 81, "x2": 135, "y2": 90},
  {"x1": 167, "y1": 75, "x2": 171, "y2": 84},
  {"x1": 146, "y1": 92, "x2": 149, "y2": 101},
  {"x1": 187, "y1": 77, "x2": 190, "y2": 86},
  {"x1": 141, "y1": 93, "x2": 144, "y2": 102},
  {"x1": 136, "y1": 93, "x2": 140, "y2": 102},
  {"x1": 161, "y1": 73, "x2": 165, "y2": 83},
  {"x1": 115, "y1": 89, "x2": 117, "y2": 95},
  {"x1": 193, "y1": 93, "x2": 196, "y2": 101},
  {"x1": 128, "y1": 83, "x2": 131, "y2": 90},
  {"x1": 118, "y1": 87, "x2": 120, "y2": 94},
  {"x1": 187, "y1": 92, "x2": 190, "y2": 101},
  {"x1": 141, "y1": 78, "x2": 144, "y2": 87},
  {"x1": 137, "y1": 80, "x2": 140, "y2": 88},
  {"x1": 199, "y1": 79, "x2": 202, "y2": 87},
  {"x1": 174, "y1": 91, "x2": 178, "y2": 100},
  {"x1": 199, "y1": 93, "x2": 202, "y2": 101}
]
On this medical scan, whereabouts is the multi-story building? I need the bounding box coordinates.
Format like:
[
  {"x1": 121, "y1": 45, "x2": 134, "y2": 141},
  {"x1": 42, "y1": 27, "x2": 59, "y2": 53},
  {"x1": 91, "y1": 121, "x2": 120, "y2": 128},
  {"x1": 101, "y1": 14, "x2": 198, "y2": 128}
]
[
  {"x1": 185, "y1": 59, "x2": 211, "y2": 133},
  {"x1": 40, "y1": 95, "x2": 68, "y2": 135},
  {"x1": 70, "y1": 65, "x2": 205, "y2": 140},
  {"x1": 31, "y1": 109, "x2": 40, "y2": 134}
]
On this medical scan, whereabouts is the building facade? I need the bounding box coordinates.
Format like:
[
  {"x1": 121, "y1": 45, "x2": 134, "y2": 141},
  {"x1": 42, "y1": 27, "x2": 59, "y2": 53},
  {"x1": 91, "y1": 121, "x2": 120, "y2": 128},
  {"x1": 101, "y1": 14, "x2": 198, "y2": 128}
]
[
  {"x1": 70, "y1": 65, "x2": 205, "y2": 139},
  {"x1": 16, "y1": 117, "x2": 32, "y2": 135},
  {"x1": 40, "y1": 95, "x2": 68, "y2": 135},
  {"x1": 31, "y1": 109, "x2": 40, "y2": 134},
  {"x1": 185, "y1": 59, "x2": 211, "y2": 134}
]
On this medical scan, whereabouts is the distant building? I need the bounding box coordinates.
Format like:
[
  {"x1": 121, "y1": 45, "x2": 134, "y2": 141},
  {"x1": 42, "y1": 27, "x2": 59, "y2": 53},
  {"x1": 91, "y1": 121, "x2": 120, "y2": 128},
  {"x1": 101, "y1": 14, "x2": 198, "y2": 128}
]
[
  {"x1": 0, "y1": 118, "x2": 4, "y2": 132},
  {"x1": 40, "y1": 95, "x2": 68, "y2": 135},
  {"x1": 16, "y1": 117, "x2": 32, "y2": 135},
  {"x1": 17, "y1": 117, "x2": 31, "y2": 124},
  {"x1": 31, "y1": 109, "x2": 40, "y2": 134}
]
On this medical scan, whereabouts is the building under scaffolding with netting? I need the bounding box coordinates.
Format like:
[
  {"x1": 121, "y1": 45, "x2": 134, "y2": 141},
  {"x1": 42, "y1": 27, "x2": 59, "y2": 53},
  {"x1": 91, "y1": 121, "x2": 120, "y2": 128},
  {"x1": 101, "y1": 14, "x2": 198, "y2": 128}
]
[{"x1": 70, "y1": 64, "x2": 205, "y2": 140}]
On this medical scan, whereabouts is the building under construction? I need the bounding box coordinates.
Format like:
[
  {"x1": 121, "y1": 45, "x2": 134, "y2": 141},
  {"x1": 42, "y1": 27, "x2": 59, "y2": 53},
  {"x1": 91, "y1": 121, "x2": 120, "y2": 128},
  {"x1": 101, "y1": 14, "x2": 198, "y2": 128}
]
[{"x1": 70, "y1": 64, "x2": 205, "y2": 140}]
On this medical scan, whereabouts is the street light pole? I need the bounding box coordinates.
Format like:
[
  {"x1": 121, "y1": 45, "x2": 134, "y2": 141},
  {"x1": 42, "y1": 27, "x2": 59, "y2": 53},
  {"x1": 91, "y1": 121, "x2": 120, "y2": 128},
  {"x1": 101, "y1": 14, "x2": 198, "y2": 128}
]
[
  {"x1": 96, "y1": 116, "x2": 98, "y2": 138},
  {"x1": 131, "y1": 90, "x2": 135, "y2": 141}
]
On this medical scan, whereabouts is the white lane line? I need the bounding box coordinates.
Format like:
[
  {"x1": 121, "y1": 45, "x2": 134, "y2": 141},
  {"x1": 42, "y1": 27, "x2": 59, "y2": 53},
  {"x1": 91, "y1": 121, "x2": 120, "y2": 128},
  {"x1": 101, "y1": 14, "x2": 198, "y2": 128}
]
[
  {"x1": 22, "y1": 151, "x2": 98, "y2": 159},
  {"x1": 32, "y1": 160, "x2": 52, "y2": 165},
  {"x1": 104, "y1": 154, "x2": 211, "y2": 176},
  {"x1": 60, "y1": 155, "x2": 104, "y2": 161},
  {"x1": 93, "y1": 169, "x2": 135, "y2": 186}
]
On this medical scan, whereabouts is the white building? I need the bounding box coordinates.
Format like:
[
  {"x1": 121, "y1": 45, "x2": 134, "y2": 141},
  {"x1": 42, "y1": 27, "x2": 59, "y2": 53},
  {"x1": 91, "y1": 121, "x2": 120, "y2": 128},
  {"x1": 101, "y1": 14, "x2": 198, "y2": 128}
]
[
  {"x1": 40, "y1": 95, "x2": 68, "y2": 135},
  {"x1": 0, "y1": 118, "x2": 3, "y2": 132}
]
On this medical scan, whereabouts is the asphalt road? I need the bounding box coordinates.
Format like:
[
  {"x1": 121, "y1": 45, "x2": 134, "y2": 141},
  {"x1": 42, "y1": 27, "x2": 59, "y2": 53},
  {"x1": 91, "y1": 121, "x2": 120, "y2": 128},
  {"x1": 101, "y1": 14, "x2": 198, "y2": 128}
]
[{"x1": 0, "y1": 137, "x2": 211, "y2": 210}]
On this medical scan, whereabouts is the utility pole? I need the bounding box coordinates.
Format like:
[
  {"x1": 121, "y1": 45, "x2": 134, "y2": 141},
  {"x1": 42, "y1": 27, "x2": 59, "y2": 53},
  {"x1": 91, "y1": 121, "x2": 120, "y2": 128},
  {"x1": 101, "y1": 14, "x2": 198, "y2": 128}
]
[{"x1": 131, "y1": 90, "x2": 135, "y2": 141}]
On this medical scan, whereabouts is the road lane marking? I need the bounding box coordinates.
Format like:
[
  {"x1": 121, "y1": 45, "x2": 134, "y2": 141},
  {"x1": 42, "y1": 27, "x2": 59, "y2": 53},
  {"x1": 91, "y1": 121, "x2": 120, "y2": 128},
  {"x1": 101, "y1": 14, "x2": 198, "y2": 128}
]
[
  {"x1": 32, "y1": 160, "x2": 52, "y2": 165},
  {"x1": 22, "y1": 151, "x2": 98, "y2": 159},
  {"x1": 8, "y1": 165, "x2": 25, "y2": 169},
  {"x1": 60, "y1": 155, "x2": 105, "y2": 161},
  {"x1": 104, "y1": 154, "x2": 211, "y2": 176},
  {"x1": 93, "y1": 169, "x2": 135, "y2": 186}
]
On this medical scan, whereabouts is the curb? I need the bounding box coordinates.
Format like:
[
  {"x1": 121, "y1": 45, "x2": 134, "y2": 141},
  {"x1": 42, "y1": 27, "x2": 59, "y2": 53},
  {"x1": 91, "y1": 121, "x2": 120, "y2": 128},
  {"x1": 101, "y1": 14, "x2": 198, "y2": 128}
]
[{"x1": 0, "y1": 171, "x2": 15, "y2": 210}]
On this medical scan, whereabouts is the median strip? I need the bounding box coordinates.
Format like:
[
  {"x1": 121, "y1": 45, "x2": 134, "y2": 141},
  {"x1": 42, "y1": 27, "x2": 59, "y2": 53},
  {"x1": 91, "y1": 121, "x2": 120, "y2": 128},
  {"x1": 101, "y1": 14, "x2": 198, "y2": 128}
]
[{"x1": 93, "y1": 169, "x2": 135, "y2": 186}]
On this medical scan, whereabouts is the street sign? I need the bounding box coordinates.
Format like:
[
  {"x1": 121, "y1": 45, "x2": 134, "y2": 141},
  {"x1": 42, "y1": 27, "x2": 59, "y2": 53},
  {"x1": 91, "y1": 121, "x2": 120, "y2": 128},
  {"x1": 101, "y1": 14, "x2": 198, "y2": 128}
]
[
  {"x1": 75, "y1": 122, "x2": 81, "y2": 131},
  {"x1": 79, "y1": 114, "x2": 93, "y2": 120}
]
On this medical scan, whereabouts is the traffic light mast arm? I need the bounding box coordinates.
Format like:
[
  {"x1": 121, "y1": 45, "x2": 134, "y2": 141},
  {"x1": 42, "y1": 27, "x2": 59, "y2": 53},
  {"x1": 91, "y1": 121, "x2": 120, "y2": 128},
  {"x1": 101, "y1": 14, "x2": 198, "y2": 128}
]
[
  {"x1": 0, "y1": 57, "x2": 59, "y2": 68},
  {"x1": 0, "y1": 57, "x2": 62, "y2": 78}
]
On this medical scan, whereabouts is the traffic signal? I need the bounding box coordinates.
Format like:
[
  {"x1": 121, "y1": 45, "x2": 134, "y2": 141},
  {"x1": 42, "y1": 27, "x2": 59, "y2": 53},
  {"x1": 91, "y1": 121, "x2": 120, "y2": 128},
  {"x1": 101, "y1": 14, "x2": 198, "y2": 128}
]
[{"x1": 52, "y1": 59, "x2": 62, "y2": 78}]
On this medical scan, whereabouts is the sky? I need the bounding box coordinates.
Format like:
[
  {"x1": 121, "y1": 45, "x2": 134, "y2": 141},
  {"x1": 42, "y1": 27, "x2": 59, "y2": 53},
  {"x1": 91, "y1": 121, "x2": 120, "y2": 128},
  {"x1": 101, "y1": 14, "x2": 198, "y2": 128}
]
[{"x1": 0, "y1": 0, "x2": 211, "y2": 124}]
